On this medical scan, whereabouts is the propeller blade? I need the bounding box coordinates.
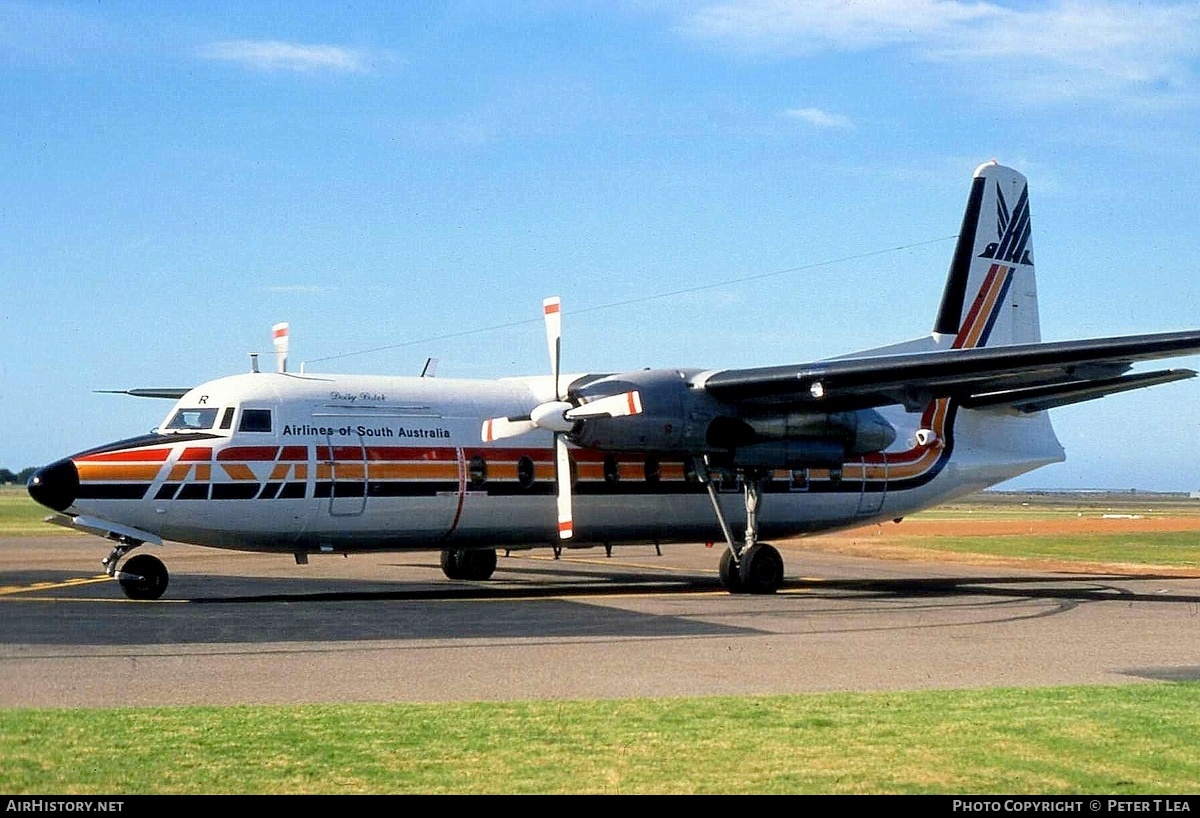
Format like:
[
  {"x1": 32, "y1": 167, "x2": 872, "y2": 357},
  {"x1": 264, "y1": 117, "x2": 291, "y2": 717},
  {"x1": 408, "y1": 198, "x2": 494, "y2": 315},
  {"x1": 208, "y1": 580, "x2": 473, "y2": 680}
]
[
  {"x1": 481, "y1": 416, "x2": 537, "y2": 443},
  {"x1": 543, "y1": 296, "x2": 562, "y2": 400},
  {"x1": 273, "y1": 322, "x2": 290, "y2": 373},
  {"x1": 566, "y1": 390, "x2": 643, "y2": 420},
  {"x1": 555, "y1": 433, "x2": 574, "y2": 540}
]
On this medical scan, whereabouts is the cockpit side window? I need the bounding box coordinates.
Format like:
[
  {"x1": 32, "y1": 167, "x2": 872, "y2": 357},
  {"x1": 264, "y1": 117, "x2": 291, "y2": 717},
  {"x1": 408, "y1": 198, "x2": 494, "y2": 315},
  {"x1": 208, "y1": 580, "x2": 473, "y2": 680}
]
[
  {"x1": 238, "y1": 409, "x2": 273, "y2": 433},
  {"x1": 219, "y1": 407, "x2": 235, "y2": 430},
  {"x1": 164, "y1": 408, "x2": 219, "y2": 431}
]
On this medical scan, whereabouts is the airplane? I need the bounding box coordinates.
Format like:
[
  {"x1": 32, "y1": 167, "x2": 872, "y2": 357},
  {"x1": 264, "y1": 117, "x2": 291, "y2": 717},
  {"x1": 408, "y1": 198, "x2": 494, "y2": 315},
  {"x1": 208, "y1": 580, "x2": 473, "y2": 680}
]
[{"x1": 26, "y1": 161, "x2": 1200, "y2": 601}]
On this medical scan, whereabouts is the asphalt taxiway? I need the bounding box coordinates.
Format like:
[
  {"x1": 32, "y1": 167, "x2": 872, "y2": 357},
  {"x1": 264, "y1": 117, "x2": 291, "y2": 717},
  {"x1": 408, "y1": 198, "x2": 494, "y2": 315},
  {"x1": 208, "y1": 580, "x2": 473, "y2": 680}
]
[{"x1": 3, "y1": 535, "x2": 1200, "y2": 708}]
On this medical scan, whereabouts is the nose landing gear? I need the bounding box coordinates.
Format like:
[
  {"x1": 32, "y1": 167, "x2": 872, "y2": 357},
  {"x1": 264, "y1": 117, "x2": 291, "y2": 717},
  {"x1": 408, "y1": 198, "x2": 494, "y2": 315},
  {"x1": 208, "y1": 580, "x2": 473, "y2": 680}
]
[{"x1": 104, "y1": 540, "x2": 170, "y2": 601}]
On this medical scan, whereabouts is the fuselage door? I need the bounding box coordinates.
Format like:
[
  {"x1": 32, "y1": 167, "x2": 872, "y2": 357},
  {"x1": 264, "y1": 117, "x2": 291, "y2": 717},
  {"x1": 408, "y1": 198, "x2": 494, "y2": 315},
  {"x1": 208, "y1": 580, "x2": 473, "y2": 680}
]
[
  {"x1": 855, "y1": 455, "x2": 887, "y2": 517},
  {"x1": 322, "y1": 432, "x2": 367, "y2": 517}
]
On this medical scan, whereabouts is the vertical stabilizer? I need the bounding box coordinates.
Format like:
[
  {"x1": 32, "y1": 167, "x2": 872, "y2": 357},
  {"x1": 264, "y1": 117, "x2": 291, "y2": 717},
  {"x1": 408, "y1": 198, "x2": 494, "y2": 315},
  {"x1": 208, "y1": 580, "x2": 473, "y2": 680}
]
[{"x1": 933, "y1": 162, "x2": 1041, "y2": 349}]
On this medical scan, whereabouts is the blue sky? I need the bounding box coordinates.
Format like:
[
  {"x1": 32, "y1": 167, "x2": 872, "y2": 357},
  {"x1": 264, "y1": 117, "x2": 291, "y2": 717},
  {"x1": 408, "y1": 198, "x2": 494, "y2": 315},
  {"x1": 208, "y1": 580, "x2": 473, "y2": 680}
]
[{"x1": 3, "y1": 0, "x2": 1200, "y2": 490}]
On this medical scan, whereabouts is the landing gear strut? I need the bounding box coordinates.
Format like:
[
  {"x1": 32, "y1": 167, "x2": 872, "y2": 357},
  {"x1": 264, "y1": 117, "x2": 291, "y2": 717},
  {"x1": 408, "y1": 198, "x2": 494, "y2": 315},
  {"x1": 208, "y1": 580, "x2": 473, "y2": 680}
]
[{"x1": 700, "y1": 458, "x2": 784, "y2": 595}]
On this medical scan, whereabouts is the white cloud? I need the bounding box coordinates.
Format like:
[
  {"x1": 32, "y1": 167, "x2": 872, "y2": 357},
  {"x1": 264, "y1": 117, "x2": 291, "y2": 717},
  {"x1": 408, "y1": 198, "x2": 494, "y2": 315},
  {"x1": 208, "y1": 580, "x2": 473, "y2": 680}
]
[
  {"x1": 784, "y1": 107, "x2": 853, "y2": 129},
  {"x1": 682, "y1": 1, "x2": 1200, "y2": 105},
  {"x1": 199, "y1": 40, "x2": 369, "y2": 73}
]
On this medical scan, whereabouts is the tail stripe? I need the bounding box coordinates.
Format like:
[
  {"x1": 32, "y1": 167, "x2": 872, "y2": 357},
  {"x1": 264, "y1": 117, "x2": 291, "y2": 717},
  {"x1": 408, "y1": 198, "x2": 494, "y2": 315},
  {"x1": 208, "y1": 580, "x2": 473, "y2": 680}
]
[{"x1": 953, "y1": 264, "x2": 1013, "y2": 349}]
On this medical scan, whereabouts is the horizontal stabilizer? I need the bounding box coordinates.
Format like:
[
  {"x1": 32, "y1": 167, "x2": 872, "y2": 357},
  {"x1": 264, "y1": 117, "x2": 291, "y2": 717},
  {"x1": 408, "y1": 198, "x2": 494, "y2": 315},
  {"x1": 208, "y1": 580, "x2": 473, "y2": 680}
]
[
  {"x1": 96, "y1": 388, "x2": 191, "y2": 400},
  {"x1": 961, "y1": 369, "x2": 1196, "y2": 414}
]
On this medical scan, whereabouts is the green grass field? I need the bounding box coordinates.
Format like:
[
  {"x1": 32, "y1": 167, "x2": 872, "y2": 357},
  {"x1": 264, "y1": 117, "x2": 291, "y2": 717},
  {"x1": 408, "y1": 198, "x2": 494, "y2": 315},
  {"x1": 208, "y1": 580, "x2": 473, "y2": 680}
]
[
  {"x1": 4, "y1": 685, "x2": 1200, "y2": 794},
  {"x1": 0, "y1": 486, "x2": 61, "y2": 536}
]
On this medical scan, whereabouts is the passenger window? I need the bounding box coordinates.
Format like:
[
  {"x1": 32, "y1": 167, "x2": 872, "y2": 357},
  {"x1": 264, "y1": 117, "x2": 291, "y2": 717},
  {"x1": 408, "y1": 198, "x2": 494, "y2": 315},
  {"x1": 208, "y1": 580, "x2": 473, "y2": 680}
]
[
  {"x1": 469, "y1": 455, "x2": 487, "y2": 488},
  {"x1": 517, "y1": 456, "x2": 535, "y2": 489},
  {"x1": 238, "y1": 409, "x2": 273, "y2": 433}
]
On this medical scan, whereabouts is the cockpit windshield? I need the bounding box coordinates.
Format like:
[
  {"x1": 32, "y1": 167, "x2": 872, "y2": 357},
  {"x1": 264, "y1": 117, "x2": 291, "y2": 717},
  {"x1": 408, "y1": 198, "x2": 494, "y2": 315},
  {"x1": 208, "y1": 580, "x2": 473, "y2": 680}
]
[{"x1": 163, "y1": 408, "x2": 220, "y2": 431}]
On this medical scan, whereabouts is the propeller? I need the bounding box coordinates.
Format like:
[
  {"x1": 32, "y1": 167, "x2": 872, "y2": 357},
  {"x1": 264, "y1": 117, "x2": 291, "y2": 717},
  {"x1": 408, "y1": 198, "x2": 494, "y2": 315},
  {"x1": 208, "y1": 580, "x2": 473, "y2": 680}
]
[
  {"x1": 273, "y1": 323, "x2": 289, "y2": 373},
  {"x1": 480, "y1": 297, "x2": 644, "y2": 541}
]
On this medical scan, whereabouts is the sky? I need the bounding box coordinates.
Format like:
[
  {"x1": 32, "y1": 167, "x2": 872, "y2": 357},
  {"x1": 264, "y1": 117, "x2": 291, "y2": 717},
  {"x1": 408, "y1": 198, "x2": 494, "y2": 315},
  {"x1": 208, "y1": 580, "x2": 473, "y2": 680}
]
[{"x1": 3, "y1": 0, "x2": 1200, "y2": 491}]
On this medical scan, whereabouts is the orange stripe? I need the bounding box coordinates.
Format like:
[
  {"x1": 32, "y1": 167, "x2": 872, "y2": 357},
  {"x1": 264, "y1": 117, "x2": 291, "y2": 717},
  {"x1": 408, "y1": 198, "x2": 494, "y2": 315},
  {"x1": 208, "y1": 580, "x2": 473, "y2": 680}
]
[
  {"x1": 368, "y1": 463, "x2": 461, "y2": 480},
  {"x1": 221, "y1": 464, "x2": 257, "y2": 481},
  {"x1": 76, "y1": 463, "x2": 162, "y2": 481}
]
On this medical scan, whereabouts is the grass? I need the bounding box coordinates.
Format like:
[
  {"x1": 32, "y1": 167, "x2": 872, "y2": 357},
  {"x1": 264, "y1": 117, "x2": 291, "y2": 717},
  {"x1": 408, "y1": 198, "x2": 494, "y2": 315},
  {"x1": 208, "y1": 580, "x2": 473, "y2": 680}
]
[
  {"x1": 888, "y1": 531, "x2": 1200, "y2": 569},
  {"x1": 2, "y1": 685, "x2": 1199, "y2": 794},
  {"x1": 0, "y1": 486, "x2": 59, "y2": 536}
]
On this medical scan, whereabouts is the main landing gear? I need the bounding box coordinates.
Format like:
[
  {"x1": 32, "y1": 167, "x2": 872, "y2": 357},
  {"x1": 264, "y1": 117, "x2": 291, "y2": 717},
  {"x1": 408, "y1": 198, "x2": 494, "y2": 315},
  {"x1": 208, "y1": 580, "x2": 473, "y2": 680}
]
[
  {"x1": 103, "y1": 541, "x2": 170, "y2": 601},
  {"x1": 699, "y1": 459, "x2": 785, "y2": 595},
  {"x1": 440, "y1": 548, "x2": 499, "y2": 581}
]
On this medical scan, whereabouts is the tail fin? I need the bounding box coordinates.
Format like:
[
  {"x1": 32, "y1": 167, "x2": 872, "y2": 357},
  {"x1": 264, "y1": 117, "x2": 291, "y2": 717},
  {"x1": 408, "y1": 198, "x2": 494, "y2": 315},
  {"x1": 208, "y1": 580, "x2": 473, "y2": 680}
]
[{"x1": 933, "y1": 162, "x2": 1041, "y2": 349}]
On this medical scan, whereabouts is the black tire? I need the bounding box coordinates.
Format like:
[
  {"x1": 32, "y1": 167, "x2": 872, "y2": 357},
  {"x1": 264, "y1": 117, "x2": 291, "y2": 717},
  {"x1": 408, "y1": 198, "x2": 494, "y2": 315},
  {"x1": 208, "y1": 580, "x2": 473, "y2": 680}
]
[
  {"x1": 718, "y1": 548, "x2": 744, "y2": 593},
  {"x1": 118, "y1": 554, "x2": 169, "y2": 601},
  {"x1": 441, "y1": 549, "x2": 498, "y2": 581},
  {"x1": 459, "y1": 548, "x2": 498, "y2": 581},
  {"x1": 738, "y1": 543, "x2": 783, "y2": 594},
  {"x1": 440, "y1": 549, "x2": 464, "y2": 580}
]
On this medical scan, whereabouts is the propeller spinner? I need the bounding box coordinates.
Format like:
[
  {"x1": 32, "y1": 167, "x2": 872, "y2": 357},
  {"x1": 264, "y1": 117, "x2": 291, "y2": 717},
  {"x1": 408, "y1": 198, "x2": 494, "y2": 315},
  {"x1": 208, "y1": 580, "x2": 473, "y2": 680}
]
[{"x1": 480, "y1": 297, "x2": 643, "y2": 540}]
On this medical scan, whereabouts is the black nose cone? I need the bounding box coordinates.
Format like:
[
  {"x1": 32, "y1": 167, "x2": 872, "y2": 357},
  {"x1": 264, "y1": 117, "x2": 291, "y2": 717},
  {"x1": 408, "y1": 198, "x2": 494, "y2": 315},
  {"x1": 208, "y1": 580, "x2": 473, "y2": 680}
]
[{"x1": 27, "y1": 459, "x2": 79, "y2": 513}]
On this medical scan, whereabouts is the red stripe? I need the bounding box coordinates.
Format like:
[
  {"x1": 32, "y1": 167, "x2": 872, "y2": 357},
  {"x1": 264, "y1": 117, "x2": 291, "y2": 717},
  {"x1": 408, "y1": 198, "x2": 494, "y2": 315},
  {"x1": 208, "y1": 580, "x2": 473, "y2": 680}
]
[
  {"x1": 544, "y1": 302, "x2": 560, "y2": 315},
  {"x1": 217, "y1": 446, "x2": 280, "y2": 462},
  {"x1": 77, "y1": 447, "x2": 172, "y2": 463},
  {"x1": 279, "y1": 446, "x2": 307, "y2": 461},
  {"x1": 365, "y1": 446, "x2": 458, "y2": 461},
  {"x1": 179, "y1": 447, "x2": 213, "y2": 462}
]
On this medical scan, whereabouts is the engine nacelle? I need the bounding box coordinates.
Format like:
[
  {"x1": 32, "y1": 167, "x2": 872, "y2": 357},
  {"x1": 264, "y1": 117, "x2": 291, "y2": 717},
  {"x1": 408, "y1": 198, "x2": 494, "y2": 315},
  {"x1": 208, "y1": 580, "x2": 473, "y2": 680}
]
[
  {"x1": 742, "y1": 409, "x2": 896, "y2": 455},
  {"x1": 570, "y1": 369, "x2": 722, "y2": 452},
  {"x1": 725, "y1": 440, "x2": 847, "y2": 469},
  {"x1": 568, "y1": 369, "x2": 897, "y2": 469}
]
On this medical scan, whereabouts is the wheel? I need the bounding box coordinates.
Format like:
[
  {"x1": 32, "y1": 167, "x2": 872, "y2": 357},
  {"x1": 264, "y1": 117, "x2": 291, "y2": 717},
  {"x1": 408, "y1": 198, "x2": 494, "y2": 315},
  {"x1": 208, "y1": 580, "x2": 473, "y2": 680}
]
[
  {"x1": 738, "y1": 543, "x2": 783, "y2": 594},
  {"x1": 441, "y1": 549, "x2": 497, "y2": 581},
  {"x1": 440, "y1": 549, "x2": 464, "y2": 580},
  {"x1": 459, "y1": 548, "x2": 497, "y2": 581},
  {"x1": 718, "y1": 548, "x2": 744, "y2": 593},
  {"x1": 118, "y1": 554, "x2": 169, "y2": 601}
]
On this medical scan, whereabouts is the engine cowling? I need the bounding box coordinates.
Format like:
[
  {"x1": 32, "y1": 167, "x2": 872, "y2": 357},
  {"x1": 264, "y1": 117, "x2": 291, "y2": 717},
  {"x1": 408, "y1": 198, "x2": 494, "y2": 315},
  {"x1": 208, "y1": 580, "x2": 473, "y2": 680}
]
[{"x1": 567, "y1": 370, "x2": 897, "y2": 468}]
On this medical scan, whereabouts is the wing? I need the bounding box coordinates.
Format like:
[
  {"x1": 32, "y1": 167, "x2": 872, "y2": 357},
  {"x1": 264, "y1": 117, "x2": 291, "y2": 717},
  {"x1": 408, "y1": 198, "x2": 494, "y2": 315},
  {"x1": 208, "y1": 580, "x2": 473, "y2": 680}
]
[
  {"x1": 95, "y1": 388, "x2": 192, "y2": 400},
  {"x1": 700, "y1": 330, "x2": 1200, "y2": 414}
]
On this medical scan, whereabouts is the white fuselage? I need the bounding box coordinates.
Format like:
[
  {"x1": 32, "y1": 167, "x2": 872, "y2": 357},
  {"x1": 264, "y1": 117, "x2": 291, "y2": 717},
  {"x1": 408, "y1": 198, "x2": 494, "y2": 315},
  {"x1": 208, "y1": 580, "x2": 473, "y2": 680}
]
[{"x1": 56, "y1": 369, "x2": 1065, "y2": 555}]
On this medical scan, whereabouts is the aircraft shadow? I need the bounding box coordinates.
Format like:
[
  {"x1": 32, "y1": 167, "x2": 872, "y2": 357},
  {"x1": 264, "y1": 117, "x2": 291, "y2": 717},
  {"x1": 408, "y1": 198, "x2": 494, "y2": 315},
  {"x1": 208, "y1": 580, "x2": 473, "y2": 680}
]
[{"x1": 1, "y1": 569, "x2": 1197, "y2": 649}]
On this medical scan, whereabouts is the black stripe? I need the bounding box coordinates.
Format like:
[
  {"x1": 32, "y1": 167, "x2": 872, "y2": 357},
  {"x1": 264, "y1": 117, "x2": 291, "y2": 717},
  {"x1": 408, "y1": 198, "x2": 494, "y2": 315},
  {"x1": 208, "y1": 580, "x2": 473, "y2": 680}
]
[
  {"x1": 212, "y1": 483, "x2": 260, "y2": 500},
  {"x1": 933, "y1": 176, "x2": 986, "y2": 335},
  {"x1": 177, "y1": 484, "x2": 210, "y2": 500},
  {"x1": 77, "y1": 484, "x2": 151, "y2": 500}
]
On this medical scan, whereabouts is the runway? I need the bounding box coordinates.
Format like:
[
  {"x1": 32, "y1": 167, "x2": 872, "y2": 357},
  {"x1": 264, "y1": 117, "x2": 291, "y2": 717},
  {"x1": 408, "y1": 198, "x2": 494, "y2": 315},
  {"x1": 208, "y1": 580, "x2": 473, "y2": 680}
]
[{"x1": 3, "y1": 535, "x2": 1200, "y2": 708}]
